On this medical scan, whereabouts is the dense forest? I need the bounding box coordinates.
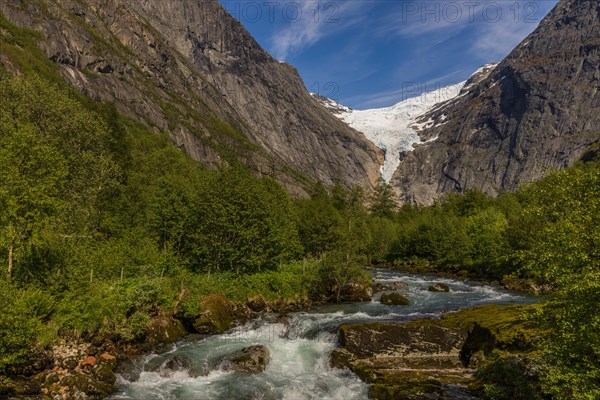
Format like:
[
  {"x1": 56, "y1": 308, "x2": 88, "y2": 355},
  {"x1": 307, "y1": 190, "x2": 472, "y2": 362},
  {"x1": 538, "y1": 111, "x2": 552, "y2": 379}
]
[
  {"x1": 0, "y1": 15, "x2": 598, "y2": 400},
  {"x1": 1, "y1": 71, "x2": 598, "y2": 399}
]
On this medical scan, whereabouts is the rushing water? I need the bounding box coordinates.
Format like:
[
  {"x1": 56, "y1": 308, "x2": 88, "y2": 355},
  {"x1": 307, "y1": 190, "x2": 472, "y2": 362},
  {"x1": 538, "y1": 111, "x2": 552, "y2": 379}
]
[{"x1": 112, "y1": 270, "x2": 535, "y2": 400}]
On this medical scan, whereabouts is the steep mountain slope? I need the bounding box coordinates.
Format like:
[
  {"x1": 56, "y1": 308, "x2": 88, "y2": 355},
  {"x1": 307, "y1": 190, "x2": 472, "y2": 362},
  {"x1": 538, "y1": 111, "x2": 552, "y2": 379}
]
[
  {"x1": 0, "y1": 0, "x2": 383, "y2": 195},
  {"x1": 314, "y1": 80, "x2": 469, "y2": 182},
  {"x1": 391, "y1": 0, "x2": 600, "y2": 204}
]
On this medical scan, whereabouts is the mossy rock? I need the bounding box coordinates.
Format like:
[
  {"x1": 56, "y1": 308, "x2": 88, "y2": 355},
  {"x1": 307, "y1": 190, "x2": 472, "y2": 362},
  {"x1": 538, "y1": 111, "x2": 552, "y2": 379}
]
[
  {"x1": 428, "y1": 283, "x2": 450, "y2": 292},
  {"x1": 146, "y1": 312, "x2": 188, "y2": 345},
  {"x1": 338, "y1": 322, "x2": 467, "y2": 358},
  {"x1": 193, "y1": 294, "x2": 233, "y2": 334},
  {"x1": 2, "y1": 378, "x2": 42, "y2": 396},
  {"x1": 216, "y1": 345, "x2": 270, "y2": 373},
  {"x1": 369, "y1": 379, "x2": 475, "y2": 400},
  {"x1": 474, "y1": 355, "x2": 544, "y2": 399},
  {"x1": 333, "y1": 304, "x2": 542, "y2": 399},
  {"x1": 60, "y1": 373, "x2": 116, "y2": 397},
  {"x1": 338, "y1": 281, "x2": 373, "y2": 302},
  {"x1": 435, "y1": 304, "x2": 542, "y2": 352},
  {"x1": 93, "y1": 365, "x2": 117, "y2": 385},
  {"x1": 380, "y1": 292, "x2": 409, "y2": 306},
  {"x1": 329, "y1": 348, "x2": 354, "y2": 369}
]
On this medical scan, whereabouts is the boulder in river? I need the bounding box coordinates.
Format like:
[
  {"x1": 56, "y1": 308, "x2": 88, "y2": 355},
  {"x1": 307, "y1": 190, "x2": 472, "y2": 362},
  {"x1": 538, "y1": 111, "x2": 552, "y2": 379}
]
[
  {"x1": 193, "y1": 294, "x2": 233, "y2": 334},
  {"x1": 428, "y1": 282, "x2": 450, "y2": 292},
  {"x1": 337, "y1": 281, "x2": 373, "y2": 302},
  {"x1": 373, "y1": 281, "x2": 408, "y2": 292},
  {"x1": 330, "y1": 304, "x2": 541, "y2": 399},
  {"x1": 380, "y1": 292, "x2": 409, "y2": 306},
  {"x1": 146, "y1": 311, "x2": 188, "y2": 347},
  {"x1": 217, "y1": 345, "x2": 270, "y2": 373},
  {"x1": 158, "y1": 355, "x2": 193, "y2": 377}
]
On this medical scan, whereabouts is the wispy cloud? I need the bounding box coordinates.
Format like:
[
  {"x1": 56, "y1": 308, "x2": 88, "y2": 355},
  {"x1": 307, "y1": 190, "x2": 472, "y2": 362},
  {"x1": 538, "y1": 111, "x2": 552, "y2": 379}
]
[
  {"x1": 375, "y1": 3, "x2": 468, "y2": 38},
  {"x1": 375, "y1": 1, "x2": 554, "y2": 58},
  {"x1": 470, "y1": 1, "x2": 553, "y2": 59},
  {"x1": 345, "y1": 69, "x2": 468, "y2": 110},
  {"x1": 270, "y1": 1, "x2": 372, "y2": 60}
]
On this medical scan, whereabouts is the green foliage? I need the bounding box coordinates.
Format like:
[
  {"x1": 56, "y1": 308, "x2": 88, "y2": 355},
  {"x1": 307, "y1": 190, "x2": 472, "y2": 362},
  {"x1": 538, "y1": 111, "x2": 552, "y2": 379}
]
[
  {"x1": 365, "y1": 217, "x2": 398, "y2": 264},
  {"x1": 513, "y1": 165, "x2": 600, "y2": 282},
  {"x1": 53, "y1": 277, "x2": 172, "y2": 340},
  {"x1": 295, "y1": 183, "x2": 345, "y2": 256},
  {"x1": 476, "y1": 352, "x2": 542, "y2": 400},
  {"x1": 0, "y1": 75, "x2": 120, "y2": 279},
  {"x1": 0, "y1": 121, "x2": 67, "y2": 276},
  {"x1": 536, "y1": 270, "x2": 600, "y2": 400},
  {"x1": 369, "y1": 177, "x2": 398, "y2": 218},
  {"x1": 177, "y1": 259, "x2": 322, "y2": 305},
  {"x1": 0, "y1": 280, "x2": 51, "y2": 376},
  {"x1": 148, "y1": 166, "x2": 302, "y2": 273},
  {"x1": 20, "y1": 288, "x2": 56, "y2": 322},
  {"x1": 392, "y1": 207, "x2": 470, "y2": 268},
  {"x1": 465, "y1": 208, "x2": 509, "y2": 270}
]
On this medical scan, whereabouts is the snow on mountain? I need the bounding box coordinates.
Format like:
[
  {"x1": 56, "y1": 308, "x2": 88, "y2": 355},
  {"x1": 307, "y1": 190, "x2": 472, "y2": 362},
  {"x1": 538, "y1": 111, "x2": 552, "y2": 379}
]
[
  {"x1": 313, "y1": 64, "x2": 502, "y2": 182},
  {"x1": 314, "y1": 83, "x2": 465, "y2": 182}
]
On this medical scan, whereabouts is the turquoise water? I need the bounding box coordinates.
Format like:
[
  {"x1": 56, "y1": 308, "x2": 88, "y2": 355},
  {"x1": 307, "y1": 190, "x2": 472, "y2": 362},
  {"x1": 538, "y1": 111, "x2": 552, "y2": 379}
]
[{"x1": 112, "y1": 270, "x2": 535, "y2": 400}]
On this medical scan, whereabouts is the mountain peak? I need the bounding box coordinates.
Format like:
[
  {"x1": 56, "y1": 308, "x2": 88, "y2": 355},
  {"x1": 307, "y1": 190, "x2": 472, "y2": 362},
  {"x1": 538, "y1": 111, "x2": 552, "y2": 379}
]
[
  {"x1": 391, "y1": 0, "x2": 600, "y2": 204},
  {"x1": 313, "y1": 69, "x2": 500, "y2": 182}
]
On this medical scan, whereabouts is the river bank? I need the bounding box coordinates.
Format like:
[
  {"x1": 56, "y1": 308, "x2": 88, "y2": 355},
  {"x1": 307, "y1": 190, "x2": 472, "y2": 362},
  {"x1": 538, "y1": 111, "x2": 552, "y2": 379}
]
[
  {"x1": 332, "y1": 303, "x2": 542, "y2": 399},
  {"x1": 2, "y1": 271, "x2": 541, "y2": 400},
  {"x1": 0, "y1": 277, "x2": 371, "y2": 399},
  {"x1": 110, "y1": 271, "x2": 539, "y2": 400}
]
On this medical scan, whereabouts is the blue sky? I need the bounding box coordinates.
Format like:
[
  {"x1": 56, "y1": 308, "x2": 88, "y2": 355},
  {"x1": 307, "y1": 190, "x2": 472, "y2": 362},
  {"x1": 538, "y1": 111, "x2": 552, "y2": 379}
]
[{"x1": 219, "y1": 1, "x2": 558, "y2": 109}]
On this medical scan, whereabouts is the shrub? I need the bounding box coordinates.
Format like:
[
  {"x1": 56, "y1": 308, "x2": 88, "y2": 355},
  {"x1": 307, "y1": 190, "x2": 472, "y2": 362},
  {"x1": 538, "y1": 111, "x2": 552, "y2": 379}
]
[{"x1": 0, "y1": 281, "x2": 47, "y2": 375}]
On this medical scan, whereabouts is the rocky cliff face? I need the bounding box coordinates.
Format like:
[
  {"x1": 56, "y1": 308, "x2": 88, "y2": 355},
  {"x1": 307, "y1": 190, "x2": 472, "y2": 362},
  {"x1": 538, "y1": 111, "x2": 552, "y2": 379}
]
[
  {"x1": 392, "y1": 0, "x2": 600, "y2": 204},
  {"x1": 0, "y1": 0, "x2": 383, "y2": 195}
]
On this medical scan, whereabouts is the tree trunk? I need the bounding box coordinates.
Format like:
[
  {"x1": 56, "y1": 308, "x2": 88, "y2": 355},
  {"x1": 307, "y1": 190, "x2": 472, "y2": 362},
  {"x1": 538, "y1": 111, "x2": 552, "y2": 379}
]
[{"x1": 7, "y1": 242, "x2": 13, "y2": 279}]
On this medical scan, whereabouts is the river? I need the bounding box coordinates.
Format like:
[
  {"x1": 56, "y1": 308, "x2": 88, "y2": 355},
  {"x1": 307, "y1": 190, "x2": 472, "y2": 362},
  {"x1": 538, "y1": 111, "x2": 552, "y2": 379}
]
[{"x1": 111, "y1": 270, "x2": 535, "y2": 400}]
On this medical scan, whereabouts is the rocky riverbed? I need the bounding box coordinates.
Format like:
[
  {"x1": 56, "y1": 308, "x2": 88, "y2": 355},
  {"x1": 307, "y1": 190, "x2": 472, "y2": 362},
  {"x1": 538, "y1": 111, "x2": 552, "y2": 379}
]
[
  {"x1": 107, "y1": 270, "x2": 538, "y2": 400},
  {"x1": 330, "y1": 304, "x2": 540, "y2": 399},
  {"x1": 2, "y1": 271, "x2": 539, "y2": 400}
]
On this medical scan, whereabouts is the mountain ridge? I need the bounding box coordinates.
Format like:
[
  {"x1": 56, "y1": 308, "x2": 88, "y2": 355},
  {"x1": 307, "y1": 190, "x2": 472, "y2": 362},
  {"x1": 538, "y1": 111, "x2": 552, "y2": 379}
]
[
  {"x1": 0, "y1": 0, "x2": 384, "y2": 196},
  {"x1": 391, "y1": 0, "x2": 600, "y2": 204}
]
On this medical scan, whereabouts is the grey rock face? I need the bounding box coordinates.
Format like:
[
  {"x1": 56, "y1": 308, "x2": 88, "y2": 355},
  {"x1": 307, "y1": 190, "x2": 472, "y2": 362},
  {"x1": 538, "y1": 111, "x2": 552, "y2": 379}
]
[
  {"x1": 392, "y1": 0, "x2": 600, "y2": 204},
  {"x1": 0, "y1": 0, "x2": 383, "y2": 195}
]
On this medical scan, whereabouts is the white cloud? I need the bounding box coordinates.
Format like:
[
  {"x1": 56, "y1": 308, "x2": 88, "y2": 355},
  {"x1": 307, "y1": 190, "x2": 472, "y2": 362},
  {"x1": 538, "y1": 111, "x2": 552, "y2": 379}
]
[
  {"x1": 374, "y1": 1, "x2": 554, "y2": 58},
  {"x1": 475, "y1": 0, "x2": 558, "y2": 59},
  {"x1": 270, "y1": 1, "x2": 371, "y2": 60}
]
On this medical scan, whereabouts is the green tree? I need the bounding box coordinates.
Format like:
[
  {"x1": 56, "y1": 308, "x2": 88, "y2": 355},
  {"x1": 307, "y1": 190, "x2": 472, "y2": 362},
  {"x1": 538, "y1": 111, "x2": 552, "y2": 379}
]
[
  {"x1": 366, "y1": 217, "x2": 398, "y2": 264},
  {"x1": 295, "y1": 183, "x2": 344, "y2": 256},
  {"x1": 465, "y1": 208, "x2": 509, "y2": 269},
  {"x1": 0, "y1": 281, "x2": 48, "y2": 375},
  {"x1": 0, "y1": 124, "x2": 67, "y2": 278},
  {"x1": 370, "y1": 177, "x2": 398, "y2": 218},
  {"x1": 515, "y1": 165, "x2": 600, "y2": 282},
  {"x1": 186, "y1": 167, "x2": 301, "y2": 273},
  {"x1": 0, "y1": 76, "x2": 120, "y2": 278},
  {"x1": 538, "y1": 271, "x2": 600, "y2": 400},
  {"x1": 4, "y1": 76, "x2": 119, "y2": 226}
]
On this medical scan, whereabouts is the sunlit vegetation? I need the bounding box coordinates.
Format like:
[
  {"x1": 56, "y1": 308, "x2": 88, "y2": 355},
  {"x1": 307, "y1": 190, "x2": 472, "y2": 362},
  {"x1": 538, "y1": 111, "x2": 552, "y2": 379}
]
[{"x1": 0, "y1": 12, "x2": 597, "y2": 397}]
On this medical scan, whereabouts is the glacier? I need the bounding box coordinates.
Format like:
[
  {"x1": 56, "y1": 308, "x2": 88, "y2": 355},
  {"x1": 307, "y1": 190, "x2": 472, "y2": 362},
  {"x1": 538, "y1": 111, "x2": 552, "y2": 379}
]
[
  {"x1": 315, "y1": 83, "x2": 465, "y2": 182},
  {"x1": 314, "y1": 64, "x2": 500, "y2": 182}
]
